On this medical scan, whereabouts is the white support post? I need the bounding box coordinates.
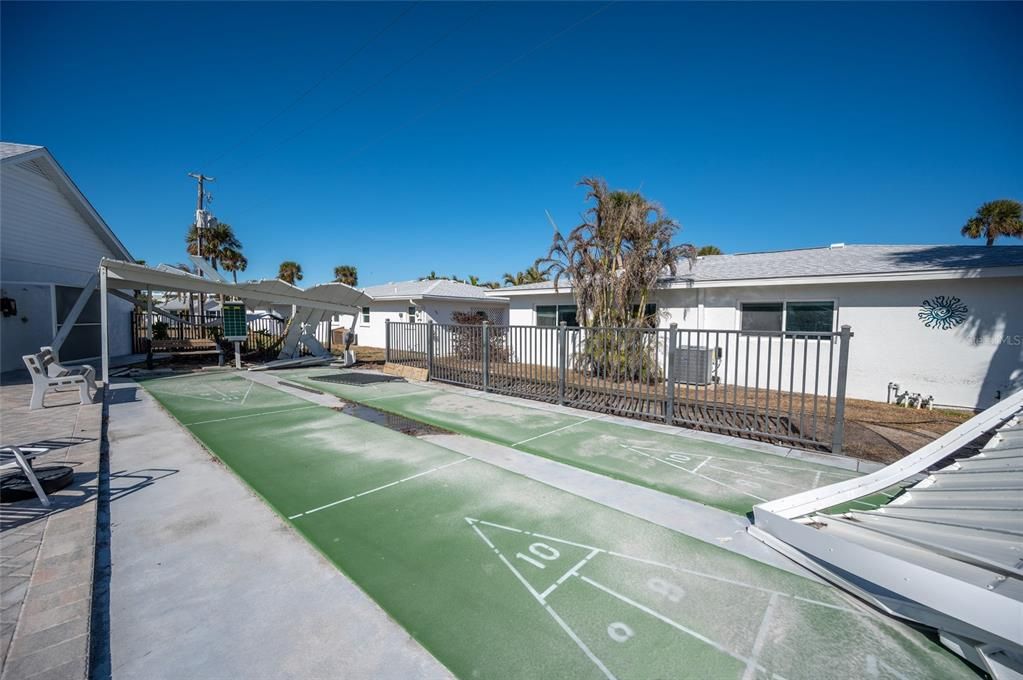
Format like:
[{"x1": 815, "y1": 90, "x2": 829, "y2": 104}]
[
  {"x1": 234, "y1": 341, "x2": 242, "y2": 369},
  {"x1": 100, "y1": 265, "x2": 109, "y2": 385},
  {"x1": 51, "y1": 273, "x2": 98, "y2": 355},
  {"x1": 146, "y1": 286, "x2": 153, "y2": 340}
]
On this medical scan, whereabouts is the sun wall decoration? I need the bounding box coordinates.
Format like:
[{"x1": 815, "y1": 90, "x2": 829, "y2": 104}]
[{"x1": 918, "y1": 295, "x2": 968, "y2": 330}]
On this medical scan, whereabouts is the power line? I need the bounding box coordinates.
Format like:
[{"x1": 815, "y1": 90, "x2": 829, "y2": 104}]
[
  {"x1": 204, "y1": 1, "x2": 421, "y2": 168},
  {"x1": 224, "y1": 5, "x2": 483, "y2": 174}
]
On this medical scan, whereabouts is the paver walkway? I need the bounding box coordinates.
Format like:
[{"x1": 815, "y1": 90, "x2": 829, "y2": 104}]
[{"x1": 1, "y1": 379, "x2": 101, "y2": 680}]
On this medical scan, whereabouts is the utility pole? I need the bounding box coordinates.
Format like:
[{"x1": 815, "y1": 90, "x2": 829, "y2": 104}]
[{"x1": 188, "y1": 172, "x2": 214, "y2": 319}]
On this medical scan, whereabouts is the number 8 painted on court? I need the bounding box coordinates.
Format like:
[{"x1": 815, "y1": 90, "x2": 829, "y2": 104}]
[
  {"x1": 515, "y1": 543, "x2": 560, "y2": 569},
  {"x1": 647, "y1": 577, "x2": 685, "y2": 602}
]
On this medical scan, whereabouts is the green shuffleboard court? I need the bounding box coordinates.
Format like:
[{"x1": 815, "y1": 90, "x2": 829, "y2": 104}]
[
  {"x1": 276, "y1": 369, "x2": 897, "y2": 515},
  {"x1": 139, "y1": 371, "x2": 974, "y2": 680}
]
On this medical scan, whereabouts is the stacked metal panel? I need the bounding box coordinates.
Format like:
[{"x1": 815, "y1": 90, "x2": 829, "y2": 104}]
[{"x1": 751, "y1": 393, "x2": 1023, "y2": 679}]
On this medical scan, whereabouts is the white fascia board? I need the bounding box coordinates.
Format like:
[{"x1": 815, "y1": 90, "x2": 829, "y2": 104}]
[
  {"x1": 372, "y1": 294, "x2": 509, "y2": 304},
  {"x1": 667, "y1": 267, "x2": 1023, "y2": 289},
  {"x1": 488, "y1": 287, "x2": 561, "y2": 297}
]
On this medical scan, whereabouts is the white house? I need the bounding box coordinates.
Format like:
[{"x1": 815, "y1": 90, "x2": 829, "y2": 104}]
[
  {"x1": 1, "y1": 142, "x2": 134, "y2": 373},
  {"x1": 487, "y1": 244, "x2": 1023, "y2": 410},
  {"x1": 345, "y1": 279, "x2": 509, "y2": 347}
]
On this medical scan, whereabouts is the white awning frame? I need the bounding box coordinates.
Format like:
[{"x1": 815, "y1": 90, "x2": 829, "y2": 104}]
[{"x1": 92, "y1": 258, "x2": 372, "y2": 382}]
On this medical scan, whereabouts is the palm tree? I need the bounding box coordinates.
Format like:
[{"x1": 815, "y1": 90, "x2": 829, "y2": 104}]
[
  {"x1": 221, "y1": 249, "x2": 248, "y2": 283},
  {"x1": 537, "y1": 178, "x2": 694, "y2": 379},
  {"x1": 334, "y1": 265, "x2": 358, "y2": 287},
  {"x1": 278, "y1": 261, "x2": 303, "y2": 285},
  {"x1": 537, "y1": 177, "x2": 694, "y2": 327},
  {"x1": 186, "y1": 221, "x2": 243, "y2": 271},
  {"x1": 482, "y1": 281, "x2": 502, "y2": 289},
  {"x1": 961, "y1": 199, "x2": 1023, "y2": 246},
  {"x1": 697, "y1": 245, "x2": 723, "y2": 256},
  {"x1": 466, "y1": 275, "x2": 481, "y2": 286},
  {"x1": 419, "y1": 271, "x2": 440, "y2": 281},
  {"x1": 503, "y1": 266, "x2": 548, "y2": 286}
]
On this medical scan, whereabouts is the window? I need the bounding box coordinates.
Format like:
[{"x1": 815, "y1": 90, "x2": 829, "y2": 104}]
[
  {"x1": 785, "y1": 302, "x2": 834, "y2": 335},
  {"x1": 537, "y1": 304, "x2": 578, "y2": 327},
  {"x1": 631, "y1": 303, "x2": 658, "y2": 327},
  {"x1": 741, "y1": 303, "x2": 784, "y2": 332},
  {"x1": 408, "y1": 306, "x2": 417, "y2": 323},
  {"x1": 740, "y1": 301, "x2": 835, "y2": 335},
  {"x1": 361, "y1": 307, "x2": 370, "y2": 324}
]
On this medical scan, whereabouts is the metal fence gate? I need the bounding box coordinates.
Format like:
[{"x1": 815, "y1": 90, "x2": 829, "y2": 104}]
[{"x1": 386, "y1": 319, "x2": 852, "y2": 453}]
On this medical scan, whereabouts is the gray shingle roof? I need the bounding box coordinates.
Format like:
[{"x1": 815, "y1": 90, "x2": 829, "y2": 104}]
[
  {"x1": 496, "y1": 244, "x2": 1023, "y2": 292},
  {"x1": 363, "y1": 279, "x2": 498, "y2": 300},
  {"x1": 0, "y1": 142, "x2": 43, "y2": 160}
]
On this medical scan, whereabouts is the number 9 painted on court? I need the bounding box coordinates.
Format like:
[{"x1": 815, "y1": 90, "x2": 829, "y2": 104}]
[
  {"x1": 647, "y1": 577, "x2": 685, "y2": 602},
  {"x1": 515, "y1": 543, "x2": 560, "y2": 569}
]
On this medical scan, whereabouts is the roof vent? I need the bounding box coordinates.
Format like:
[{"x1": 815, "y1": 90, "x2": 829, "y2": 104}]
[{"x1": 829, "y1": 242, "x2": 846, "y2": 249}]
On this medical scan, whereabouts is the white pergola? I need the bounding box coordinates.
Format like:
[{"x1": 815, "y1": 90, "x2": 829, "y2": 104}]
[{"x1": 60, "y1": 258, "x2": 372, "y2": 382}]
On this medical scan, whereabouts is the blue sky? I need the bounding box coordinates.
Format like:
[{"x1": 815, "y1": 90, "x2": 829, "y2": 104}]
[{"x1": 3, "y1": 2, "x2": 1020, "y2": 286}]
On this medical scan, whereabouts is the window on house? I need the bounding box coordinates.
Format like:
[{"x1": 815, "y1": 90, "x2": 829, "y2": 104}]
[
  {"x1": 361, "y1": 307, "x2": 370, "y2": 324},
  {"x1": 537, "y1": 304, "x2": 578, "y2": 327},
  {"x1": 785, "y1": 301, "x2": 835, "y2": 335},
  {"x1": 408, "y1": 306, "x2": 417, "y2": 323},
  {"x1": 631, "y1": 303, "x2": 658, "y2": 327},
  {"x1": 741, "y1": 303, "x2": 784, "y2": 332},
  {"x1": 740, "y1": 301, "x2": 835, "y2": 335}
]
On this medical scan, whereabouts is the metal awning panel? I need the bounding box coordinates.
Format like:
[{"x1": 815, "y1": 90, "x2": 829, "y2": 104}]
[
  {"x1": 833, "y1": 512, "x2": 1023, "y2": 575},
  {"x1": 751, "y1": 392, "x2": 1023, "y2": 679},
  {"x1": 925, "y1": 469, "x2": 1023, "y2": 490},
  {"x1": 100, "y1": 258, "x2": 372, "y2": 313},
  {"x1": 889, "y1": 488, "x2": 1023, "y2": 510},
  {"x1": 873, "y1": 507, "x2": 1023, "y2": 537}
]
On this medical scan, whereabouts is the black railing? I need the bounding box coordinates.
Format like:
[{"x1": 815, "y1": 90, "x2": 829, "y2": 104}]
[
  {"x1": 386, "y1": 320, "x2": 852, "y2": 453},
  {"x1": 131, "y1": 311, "x2": 333, "y2": 358}
]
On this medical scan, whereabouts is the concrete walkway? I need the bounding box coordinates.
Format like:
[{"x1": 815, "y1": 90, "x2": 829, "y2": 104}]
[
  {"x1": 0, "y1": 379, "x2": 102, "y2": 680},
  {"x1": 101, "y1": 380, "x2": 451, "y2": 680}
]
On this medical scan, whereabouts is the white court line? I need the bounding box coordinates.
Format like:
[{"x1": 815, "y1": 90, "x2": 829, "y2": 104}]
[
  {"x1": 238, "y1": 381, "x2": 254, "y2": 406},
  {"x1": 812, "y1": 470, "x2": 822, "y2": 487},
  {"x1": 544, "y1": 604, "x2": 618, "y2": 680},
  {"x1": 360, "y1": 389, "x2": 436, "y2": 403},
  {"x1": 692, "y1": 457, "x2": 712, "y2": 473},
  {"x1": 511, "y1": 416, "x2": 603, "y2": 447},
  {"x1": 704, "y1": 464, "x2": 803, "y2": 490},
  {"x1": 628, "y1": 447, "x2": 769, "y2": 503},
  {"x1": 288, "y1": 457, "x2": 470, "y2": 519},
  {"x1": 539, "y1": 549, "x2": 600, "y2": 600},
  {"x1": 743, "y1": 592, "x2": 780, "y2": 680},
  {"x1": 184, "y1": 404, "x2": 320, "y2": 426},
  {"x1": 474, "y1": 519, "x2": 524, "y2": 534},
  {"x1": 580, "y1": 575, "x2": 755, "y2": 668},
  {"x1": 625, "y1": 444, "x2": 854, "y2": 478}
]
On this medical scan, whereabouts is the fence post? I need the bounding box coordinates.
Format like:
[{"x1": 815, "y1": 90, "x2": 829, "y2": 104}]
[
  {"x1": 427, "y1": 320, "x2": 434, "y2": 380},
  {"x1": 557, "y1": 321, "x2": 567, "y2": 406},
  {"x1": 665, "y1": 323, "x2": 677, "y2": 425},
  {"x1": 385, "y1": 319, "x2": 391, "y2": 363},
  {"x1": 831, "y1": 324, "x2": 853, "y2": 455},
  {"x1": 482, "y1": 321, "x2": 490, "y2": 392}
]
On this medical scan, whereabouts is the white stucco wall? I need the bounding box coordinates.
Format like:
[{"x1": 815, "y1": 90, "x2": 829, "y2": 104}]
[
  {"x1": 499, "y1": 275, "x2": 1022, "y2": 410},
  {"x1": 1, "y1": 161, "x2": 133, "y2": 371},
  {"x1": 354, "y1": 299, "x2": 508, "y2": 348}
]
